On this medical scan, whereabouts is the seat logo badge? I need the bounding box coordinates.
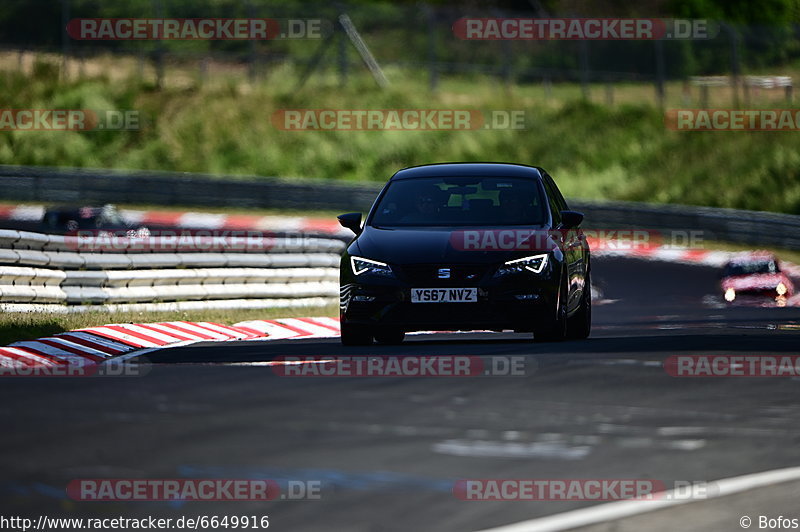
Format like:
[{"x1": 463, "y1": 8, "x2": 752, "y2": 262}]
[{"x1": 438, "y1": 268, "x2": 451, "y2": 279}]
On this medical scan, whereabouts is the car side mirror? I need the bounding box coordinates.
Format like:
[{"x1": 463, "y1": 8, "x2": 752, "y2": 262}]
[
  {"x1": 337, "y1": 212, "x2": 363, "y2": 235},
  {"x1": 559, "y1": 210, "x2": 584, "y2": 229}
]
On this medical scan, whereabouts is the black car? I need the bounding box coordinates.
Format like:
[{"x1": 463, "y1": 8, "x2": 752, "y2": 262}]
[
  {"x1": 337, "y1": 163, "x2": 591, "y2": 345},
  {"x1": 42, "y1": 204, "x2": 149, "y2": 237}
]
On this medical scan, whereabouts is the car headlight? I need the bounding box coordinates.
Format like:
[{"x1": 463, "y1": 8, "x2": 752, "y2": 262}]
[
  {"x1": 495, "y1": 254, "x2": 549, "y2": 276},
  {"x1": 351, "y1": 256, "x2": 394, "y2": 277}
]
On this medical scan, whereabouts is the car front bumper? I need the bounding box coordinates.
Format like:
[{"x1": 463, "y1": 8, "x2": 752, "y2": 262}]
[{"x1": 340, "y1": 275, "x2": 559, "y2": 332}]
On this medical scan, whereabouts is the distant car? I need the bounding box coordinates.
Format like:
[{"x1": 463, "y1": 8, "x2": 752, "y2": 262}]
[
  {"x1": 720, "y1": 252, "x2": 794, "y2": 304},
  {"x1": 42, "y1": 204, "x2": 149, "y2": 237},
  {"x1": 337, "y1": 163, "x2": 591, "y2": 345}
]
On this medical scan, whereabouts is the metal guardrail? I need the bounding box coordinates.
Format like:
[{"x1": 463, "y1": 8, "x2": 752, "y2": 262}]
[
  {"x1": 2, "y1": 165, "x2": 800, "y2": 250},
  {"x1": 572, "y1": 200, "x2": 800, "y2": 251},
  {"x1": 0, "y1": 165, "x2": 382, "y2": 211},
  {"x1": 0, "y1": 227, "x2": 344, "y2": 306}
]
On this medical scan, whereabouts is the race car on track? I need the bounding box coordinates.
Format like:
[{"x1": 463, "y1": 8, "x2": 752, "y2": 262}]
[
  {"x1": 337, "y1": 162, "x2": 591, "y2": 345},
  {"x1": 42, "y1": 204, "x2": 149, "y2": 237},
  {"x1": 720, "y1": 252, "x2": 794, "y2": 304}
]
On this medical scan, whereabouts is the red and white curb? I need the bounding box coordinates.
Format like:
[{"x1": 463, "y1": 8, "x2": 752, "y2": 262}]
[
  {"x1": 122, "y1": 209, "x2": 348, "y2": 236},
  {"x1": 0, "y1": 204, "x2": 348, "y2": 236},
  {"x1": 235, "y1": 317, "x2": 341, "y2": 340},
  {"x1": 0, "y1": 317, "x2": 341, "y2": 368}
]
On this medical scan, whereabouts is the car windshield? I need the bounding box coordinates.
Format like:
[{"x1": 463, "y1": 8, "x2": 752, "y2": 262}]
[
  {"x1": 370, "y1": 176, "x2": 547, "y2": 227},
  {"x1": 724, "y1": 260, "x2": 779, "y2": 276}
]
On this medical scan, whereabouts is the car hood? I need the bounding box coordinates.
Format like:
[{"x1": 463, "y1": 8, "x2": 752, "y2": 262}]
[
  {"x1": 352, "y1": 225, "x2": 554, "y2": 264},
  {"x1": 721, "y1": 273, "x2": 791, "y2": 291}
]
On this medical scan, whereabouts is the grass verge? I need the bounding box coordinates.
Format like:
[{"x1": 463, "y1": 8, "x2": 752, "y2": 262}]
[{"x1": 2, "y1": 58, "x2": 800, "y2": 214}]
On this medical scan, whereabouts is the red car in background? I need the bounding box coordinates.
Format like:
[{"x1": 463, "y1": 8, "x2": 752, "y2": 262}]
[{"x1": 721, "y1": 252, "x2": 794, "y2": 305}]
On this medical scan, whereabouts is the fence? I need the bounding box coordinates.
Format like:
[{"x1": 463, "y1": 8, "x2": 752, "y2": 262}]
[{"x1": 3, "y1": 2, "x2": 800, "y2": 104}]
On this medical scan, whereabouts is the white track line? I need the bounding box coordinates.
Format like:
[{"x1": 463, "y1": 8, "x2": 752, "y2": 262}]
[{"x1": 475, "y1": 465, "x2": 800, "y2": 532}]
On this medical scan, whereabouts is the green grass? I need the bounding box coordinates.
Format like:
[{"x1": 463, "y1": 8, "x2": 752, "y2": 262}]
[
  {"x1": 0, "y1": 304, "x2": 339, "y2": 346},
  {"x1": 2, "y1": 55, "x2": 800, "y2": 214}
]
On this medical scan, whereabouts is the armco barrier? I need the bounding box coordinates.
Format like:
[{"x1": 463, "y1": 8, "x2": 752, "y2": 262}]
[
  {"x1": 0, "y1": 228, "x2": 344, "y2": 307},
  {"x1": 0, "y1": 165, "x2": 381, "y2": 211},
  {"x1": 572, "y1": 200, "x2": 800, "y2": 250},
  {"x1": 1, "y1": 165, "x2": 799, "y2": 251}
]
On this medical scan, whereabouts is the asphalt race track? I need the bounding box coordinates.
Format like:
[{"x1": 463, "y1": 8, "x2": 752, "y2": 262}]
[{"x1": 3, "y1": 257, "x2": 800, "y2": 531}]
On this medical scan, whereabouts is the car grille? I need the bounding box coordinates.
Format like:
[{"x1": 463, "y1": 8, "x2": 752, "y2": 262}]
[{"x1": 397, "y1": 264, "x2": 493, "y2": 286}]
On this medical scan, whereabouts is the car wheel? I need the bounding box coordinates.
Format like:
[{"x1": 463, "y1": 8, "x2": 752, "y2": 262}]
[
  {"x1": 374, "y1": 329, "x2": 405, "y2": 345},
  {"x1": 340, "y1": 321, "x2": 373, "y2": 346},
  {"x1": 567, "y1": 270, "x2": 591, "y2": 340},
  {"x1": 535, "y1": 276, "x2": 568, "y2": 342}
]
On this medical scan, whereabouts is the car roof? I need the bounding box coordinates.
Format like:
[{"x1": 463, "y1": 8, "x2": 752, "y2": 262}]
[
  {"x1": 45, "y1": 205, "x2": 102, "y2": 213},
  {"x1": 390, "y1": 163, "x2": 543, "y2": 180},
  {"x1": 726, "y1": 251, "x2": 776, "y2": 265}
]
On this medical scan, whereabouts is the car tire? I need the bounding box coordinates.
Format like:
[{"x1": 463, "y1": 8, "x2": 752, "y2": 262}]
[
  {"x1": 340, "y1": 322, "x2": 373, "y2": 346},
  {"x1": 374, "y1": 329, "x2": 405, "y2": 345},
  {"x1": 567, "y1": 270, "x2": 591, "y2": 340},
  {"x1": 535, "y1": 276, "x2": 568, "y2": 342}
]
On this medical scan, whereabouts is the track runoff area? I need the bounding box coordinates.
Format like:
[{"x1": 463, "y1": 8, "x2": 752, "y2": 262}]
[{"x1": 2, "y1": 249, "x2": 800, "y2": 530}]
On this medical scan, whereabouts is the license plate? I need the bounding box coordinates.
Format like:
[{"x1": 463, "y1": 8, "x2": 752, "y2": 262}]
[{"x1": 411, "y1": 287, "x2": 478, "y2": 303}]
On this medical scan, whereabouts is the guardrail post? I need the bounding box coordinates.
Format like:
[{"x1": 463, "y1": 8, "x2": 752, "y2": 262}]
[
  {"x1": 579, "y1": 40, "x2": 590, "y2": 100},
  {"x1": 60, "y1": 0, "x2": 70, "y2": 81},
  {"x1": 721, "y1": 23, "x2": 741, "y2": 107},
  {"x1": 655, "y1": 38, "x2": 666, "y2": 108},
  {"x1": 246, "y1": 0, "x2": 258, "y2": 82},
  {"x1": 338, "y1": 16, "x2": 348, "y2": 86},
  {"x1": 152, "y1": 0, "x2": 165, "y2": 89},
  {"x1": 425, "y1": 5, "x2": 438, "y2": 92}
]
